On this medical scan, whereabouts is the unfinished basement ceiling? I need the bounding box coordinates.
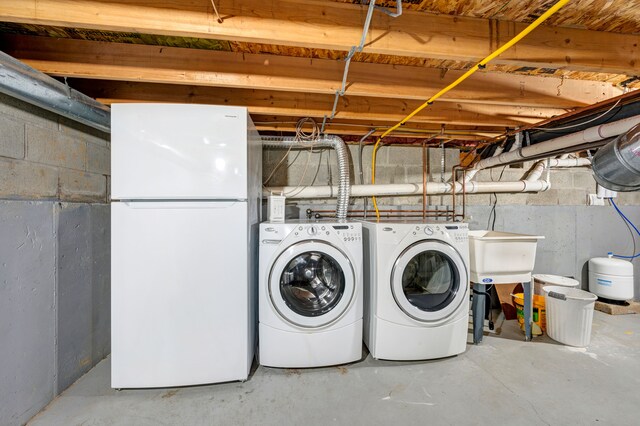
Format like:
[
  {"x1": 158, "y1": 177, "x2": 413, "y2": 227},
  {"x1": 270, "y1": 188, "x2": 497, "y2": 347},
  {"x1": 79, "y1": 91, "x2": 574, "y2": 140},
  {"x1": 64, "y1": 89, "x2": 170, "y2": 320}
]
[{"x1": 0, "y1": 0, "x2": 638, "y2": 145}]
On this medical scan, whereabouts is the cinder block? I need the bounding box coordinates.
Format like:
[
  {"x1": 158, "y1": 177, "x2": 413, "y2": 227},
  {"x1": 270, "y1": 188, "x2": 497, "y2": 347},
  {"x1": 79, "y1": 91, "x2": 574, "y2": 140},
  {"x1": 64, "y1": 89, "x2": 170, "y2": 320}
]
[
  {"x1": 387, "y1": 146, "x2": 424, "y2": 166},
  {"x1": 558, "y1": 189, "x2": 588, "y2": 205},
  {"x1": 473, "y1": 169, "x2": 492, "y2": 182},
  {"x1": 86, "y1": 142, "x2": 110, "y2": 175},
  {"x1": 374, "y1": 145, "x2": 391, "y2": 166},
  {"x1": 473, "y1": 167, "x2": 521, "y2": 182},
  {"x1": 498, "y1": 168, "x2": 527, "y2": 182},
  {"x1": 0, "y1": 114, "x2": 25, "y2": 159},
  {"x1": 572, "y1": 171, "x2": 596, "y2": 190},
  {"x1": 465, "y1": 193, "x2": 492, "y2": 206},
  {"x1": 526, "y1": 189, "x2": 560, "y2": 205},
  {"x1": 614, "y1": 192, "x2": 640, "y2": 206},
  {"x1": 387, "y1": 165, "x2": 405, "y2": 184},
  {"x1": 428, "y1": 147, "x2": 460, "y2": 173},
  {"x1": 26, "y1": 125, "x2": 86, "y2": 171},
  {"x1": 58, "y1": 117, "x2": 109, "y2": 148},
  {"x1": 0, "y1": 93, "x2": 58, "y2": 130},
  {"x1": 405, "y1": 166, "x2": 427, "y2": 182},
  {"x1": 59, "y1": 169, "x2": 106, "y2": 202},
  {"x1": 492, "y1": 192, "x2": 528, "y2": 205},
  {"x1": 0, "y1": 157, "x2": 58, "y2": 199},
  {"x1": 392, "y1": 196, "x2": 423, "y2": 206},
  {"x1": 549, "y1": 170, "x2": 573, "y2": 189}
]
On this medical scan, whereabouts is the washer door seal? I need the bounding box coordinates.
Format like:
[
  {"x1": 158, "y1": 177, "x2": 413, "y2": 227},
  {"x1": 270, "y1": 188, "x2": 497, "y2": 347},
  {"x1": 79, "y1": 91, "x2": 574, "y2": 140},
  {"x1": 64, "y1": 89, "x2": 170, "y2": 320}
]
[{"x1": 269, "y1": 240, "x2": 355, "y2": 328}]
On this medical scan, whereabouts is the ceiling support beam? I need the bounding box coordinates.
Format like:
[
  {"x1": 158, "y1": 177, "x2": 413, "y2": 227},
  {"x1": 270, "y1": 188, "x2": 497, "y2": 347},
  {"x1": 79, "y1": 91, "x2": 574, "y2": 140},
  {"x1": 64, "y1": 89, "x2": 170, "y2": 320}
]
[
  {"x1": 69, "y1": 79, "x2": 567, "y2": 128},
  {"x1": 0, "y1": 0, "x2": 637, "y2": 74},
  {"x1": 2, "y1": 35, "x2": 621, "y2": 109}
]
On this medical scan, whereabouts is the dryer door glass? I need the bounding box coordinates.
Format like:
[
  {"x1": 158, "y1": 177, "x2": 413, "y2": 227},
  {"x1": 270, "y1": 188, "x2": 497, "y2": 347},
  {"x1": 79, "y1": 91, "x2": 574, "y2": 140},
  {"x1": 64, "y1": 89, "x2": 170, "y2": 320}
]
[
  {"x1": 280, "y1": 251, "x2": 346, "y2": 317},
  {"x1": 401, "y1": 250, "x2": 459, "y2": 312},
  {"x1": 391, "y1": 240, "x2": 468, "y2": 322}
]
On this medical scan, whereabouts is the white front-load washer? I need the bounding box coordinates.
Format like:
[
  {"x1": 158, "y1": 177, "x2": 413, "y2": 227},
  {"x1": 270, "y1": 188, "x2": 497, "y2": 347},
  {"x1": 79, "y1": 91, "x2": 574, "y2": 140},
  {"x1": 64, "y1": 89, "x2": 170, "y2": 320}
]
[
  {"x1": 361, "y1": 220, "x2": 470, "y2": 360},
  {"x1": 259, "y1": 221, "x2": 363, "y2": 368}
]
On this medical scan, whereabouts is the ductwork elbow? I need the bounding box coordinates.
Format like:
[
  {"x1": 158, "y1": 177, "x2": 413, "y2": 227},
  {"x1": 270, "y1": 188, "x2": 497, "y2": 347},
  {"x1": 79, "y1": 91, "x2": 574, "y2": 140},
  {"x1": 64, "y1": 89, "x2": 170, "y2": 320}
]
[
  {"x1": 592, "y1": 123, "x2": 640, "y2": 192},
  {"x1": 262, "y1": 134, "x2": 351, "y2": 220}
]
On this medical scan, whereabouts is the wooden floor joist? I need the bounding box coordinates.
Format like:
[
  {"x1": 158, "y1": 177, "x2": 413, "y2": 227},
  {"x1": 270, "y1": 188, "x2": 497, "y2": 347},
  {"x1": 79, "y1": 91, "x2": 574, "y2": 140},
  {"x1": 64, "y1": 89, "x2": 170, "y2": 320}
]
[
  {"x1": 1, "y1": 0, "x2": 638, "y2": 74},
  {"x1": 70, "y1": 79, "x2": 568, "y2": 128},
  {"x1": 2, "y1": 35, "x2": 621, "y2": 109},
  {"x1": 250, "y1": 114, "x2": 503, "y2": 139}
]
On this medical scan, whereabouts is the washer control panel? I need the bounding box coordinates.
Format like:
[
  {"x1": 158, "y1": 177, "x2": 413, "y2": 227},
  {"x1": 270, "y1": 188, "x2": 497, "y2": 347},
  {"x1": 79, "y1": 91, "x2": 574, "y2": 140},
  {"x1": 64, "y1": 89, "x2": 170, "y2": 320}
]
[
  {"x1": 333, "y1": 224, "x2": 361, "y2": 242},
  {"x1": 289, "y1": 224, "x2": 362, "y2": 243},
  {"x1": 409, "y1": 224, "x2": 468, "y2": 244}
]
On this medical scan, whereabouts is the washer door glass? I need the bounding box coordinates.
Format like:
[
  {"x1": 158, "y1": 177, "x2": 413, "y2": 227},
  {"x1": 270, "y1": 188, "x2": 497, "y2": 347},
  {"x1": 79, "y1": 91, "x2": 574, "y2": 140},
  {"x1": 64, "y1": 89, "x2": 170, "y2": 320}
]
[
  {"x1": 280, "y1": 251, "x2": 345, "y2": 317},
  {"x1": 269, "y1": 241, "x2": 355, "y2": 328},
  {"x1": 401, "y1": 250, "x2": 459, "y2": 312},
  {"x1": 391, "y1": 240, "x2": 468, "y2": 322}
]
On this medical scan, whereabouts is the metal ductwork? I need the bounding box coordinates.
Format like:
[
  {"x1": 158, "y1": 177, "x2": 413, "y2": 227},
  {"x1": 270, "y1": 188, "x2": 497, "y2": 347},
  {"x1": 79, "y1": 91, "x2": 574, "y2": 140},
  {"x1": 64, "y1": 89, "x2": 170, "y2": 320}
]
[
  {"x1": 0, "y1": 51, "x2": 110, "y2": 133},
  {"x1": 262, "y1": 135, "x2": 351, "y2": 220},
  {"x1": 592, "y1": 123, "x2": 640, "y2": 192}
]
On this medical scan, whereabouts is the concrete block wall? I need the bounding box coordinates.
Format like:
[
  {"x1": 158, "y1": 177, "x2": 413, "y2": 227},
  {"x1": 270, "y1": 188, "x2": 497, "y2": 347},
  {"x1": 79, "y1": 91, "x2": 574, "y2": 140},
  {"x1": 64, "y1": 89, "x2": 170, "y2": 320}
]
[
  {"x1": 0, "y1": 93, "x2": 109, "y2": 202},
  {"x1": 263, "y1": 145, "x2": 640, "y2": 207},
  {"x1": 0, "y1": 94, "x2": 111, "y2": 426}
]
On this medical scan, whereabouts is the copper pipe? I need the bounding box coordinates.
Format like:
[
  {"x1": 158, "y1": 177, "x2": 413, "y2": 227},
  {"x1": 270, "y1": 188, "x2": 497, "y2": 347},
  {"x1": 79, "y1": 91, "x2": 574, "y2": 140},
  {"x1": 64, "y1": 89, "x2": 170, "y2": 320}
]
[
  {"x1": 422, "y1": 142, "x2": 427, "y2": 219},
  {"x1": 451, "y1": 164, "x2": 458, "y2": 222},
  {"x1": 314, "y1": 213, "x2": 462, "y2": 219},
  {"x1": 310, "y1": 209, "x2": 456, "y2": 214}
]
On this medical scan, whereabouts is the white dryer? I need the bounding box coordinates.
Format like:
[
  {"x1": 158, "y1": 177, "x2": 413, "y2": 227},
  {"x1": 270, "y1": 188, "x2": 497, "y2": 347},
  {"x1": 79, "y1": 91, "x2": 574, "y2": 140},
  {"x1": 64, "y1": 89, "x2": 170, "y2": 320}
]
[
  {"x1": 259, "y1": 221, "x2": 363, "y2": 368},
  {"x1": 361, "y1": 221, "x2": 470, "y2": 361}
]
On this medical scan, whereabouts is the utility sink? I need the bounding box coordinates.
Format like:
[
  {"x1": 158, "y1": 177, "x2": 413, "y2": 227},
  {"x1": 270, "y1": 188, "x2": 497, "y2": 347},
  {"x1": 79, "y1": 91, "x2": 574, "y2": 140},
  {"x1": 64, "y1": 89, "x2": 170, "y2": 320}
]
[{"x1": 468, "y1": 230, "x2": 545, "y2": 284}]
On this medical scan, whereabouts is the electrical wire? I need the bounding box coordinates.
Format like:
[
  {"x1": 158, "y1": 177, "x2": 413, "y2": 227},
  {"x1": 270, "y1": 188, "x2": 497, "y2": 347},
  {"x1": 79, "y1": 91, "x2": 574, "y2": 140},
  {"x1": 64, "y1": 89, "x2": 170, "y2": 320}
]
[
  {"x1": 609, "y1": 198, "x2": 640, "y2": 259},
  {"x1": 263, "y1": 143, "x2": 295, "y2": 186},
  {"x1": 487, "y1": 166, "x2": 507, "y2": 230},
  {"x1": 262, "y1": 118, "x2": 319, "y2": 186},
  {"x1": 611, "y1": 198, "x2": 640, "y2": 237},
  {"x1": 531, "y1": 99, "x2": 622, "y2": 132},
  {"x1": 610, "y1": 198, "x2": 637, "y2": 258},
  {"x1": 371, "y1": 0, "x2": 571, "y2": 219},
  {"x1": 285, "y1": 141, "x2": 316, "y2": 197},
  {"x1": 209, "y1": 0, "x2": 223, "y2": 23}
]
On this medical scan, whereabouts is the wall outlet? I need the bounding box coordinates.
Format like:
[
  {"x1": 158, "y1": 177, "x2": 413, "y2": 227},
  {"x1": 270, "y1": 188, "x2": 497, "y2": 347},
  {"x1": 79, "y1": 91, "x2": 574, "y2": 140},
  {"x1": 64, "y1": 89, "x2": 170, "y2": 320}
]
[
  {"x1": 588, "y1": 194, "x2": 605, "y2": 206},
  {"x1": 268, "y1": 194, "x2": 286, "y2": 222}
]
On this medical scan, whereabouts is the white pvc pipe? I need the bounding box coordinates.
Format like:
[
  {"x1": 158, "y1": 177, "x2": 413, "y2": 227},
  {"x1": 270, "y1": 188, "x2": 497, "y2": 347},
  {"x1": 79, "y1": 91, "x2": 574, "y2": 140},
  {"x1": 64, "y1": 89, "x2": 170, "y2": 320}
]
[
  {"x1": 472, "y1": 115, "x2": 640, "y2": 172},
  {"x1": 526, "y1": 157, "x2": 591, "y2": 181},
  {"x1": 266, "y1": 180, "x2": 550, "y2": 198}
]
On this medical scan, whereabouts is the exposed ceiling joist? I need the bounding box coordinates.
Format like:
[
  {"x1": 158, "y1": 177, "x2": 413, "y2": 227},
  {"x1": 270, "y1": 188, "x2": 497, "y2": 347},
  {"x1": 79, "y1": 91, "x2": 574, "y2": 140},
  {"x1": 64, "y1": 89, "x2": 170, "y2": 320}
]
[
  {"x1": 250, "y1": 114, "x2": 502, "y2": 139},
  {"x1": 0, "y1": 0, "x2": 637, "y2": 75},
  {"x1": 2, "y1": 35, "x2": 621, "y2": 109},
  {"x1": 69, "y1": 79, "x2": 567, "y2": 128}
]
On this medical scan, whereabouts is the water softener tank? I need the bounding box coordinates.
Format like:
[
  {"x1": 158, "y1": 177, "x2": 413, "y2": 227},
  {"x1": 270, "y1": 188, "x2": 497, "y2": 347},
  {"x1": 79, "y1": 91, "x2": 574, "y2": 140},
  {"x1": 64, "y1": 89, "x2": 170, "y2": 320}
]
[{"x1": 588, "y1": 254, "x2": 634, "y2": 301}]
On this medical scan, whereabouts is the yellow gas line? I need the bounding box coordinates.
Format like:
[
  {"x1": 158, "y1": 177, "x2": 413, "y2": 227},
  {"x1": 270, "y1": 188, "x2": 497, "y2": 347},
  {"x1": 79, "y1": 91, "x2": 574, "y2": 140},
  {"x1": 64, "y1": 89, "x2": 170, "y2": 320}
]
[{"x1": 371, "y1": 0, "x2": 570, "y2": 219}]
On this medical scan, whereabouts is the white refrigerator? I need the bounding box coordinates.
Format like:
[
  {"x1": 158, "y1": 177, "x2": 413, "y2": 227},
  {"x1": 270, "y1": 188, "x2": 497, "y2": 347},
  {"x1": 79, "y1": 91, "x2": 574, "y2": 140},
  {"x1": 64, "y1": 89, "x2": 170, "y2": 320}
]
[{"x1": 110, "y1": 104, "x2": 261, "y2": 388}]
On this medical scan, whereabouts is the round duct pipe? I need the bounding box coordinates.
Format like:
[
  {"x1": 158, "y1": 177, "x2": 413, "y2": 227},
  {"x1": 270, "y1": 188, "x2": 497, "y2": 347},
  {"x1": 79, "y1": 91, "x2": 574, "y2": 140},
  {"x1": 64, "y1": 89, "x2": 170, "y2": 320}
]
[{"x1": 592, "y1": 123, "x2": 640, "y2": 191}]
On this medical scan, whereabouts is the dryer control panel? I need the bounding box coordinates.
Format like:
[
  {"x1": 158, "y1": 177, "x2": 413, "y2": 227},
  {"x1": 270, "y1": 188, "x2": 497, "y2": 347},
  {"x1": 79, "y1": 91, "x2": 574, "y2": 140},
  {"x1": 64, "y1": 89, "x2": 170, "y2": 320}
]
[
  {"x1": 260, "y1": 222, "x2": 363, "y2": 250},
  {"x1": 407, "y1": 224, "x2": 468, "y2": 244}
]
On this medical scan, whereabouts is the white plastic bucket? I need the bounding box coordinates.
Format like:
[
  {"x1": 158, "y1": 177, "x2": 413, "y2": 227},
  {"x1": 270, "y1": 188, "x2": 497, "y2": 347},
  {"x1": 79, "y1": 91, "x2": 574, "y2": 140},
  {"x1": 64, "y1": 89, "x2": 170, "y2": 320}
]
[
  {"x1": 543, "y1": 285, "x2": 597, "y2": 347},
  {"x1": 533, "y1": 274, "x2": 579, "y2": 295}
]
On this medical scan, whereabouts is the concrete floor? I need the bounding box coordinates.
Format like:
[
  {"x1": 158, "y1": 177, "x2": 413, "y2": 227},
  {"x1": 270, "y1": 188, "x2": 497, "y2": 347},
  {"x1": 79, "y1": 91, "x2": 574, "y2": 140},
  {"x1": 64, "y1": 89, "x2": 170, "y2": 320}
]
[{"x1": 30, "y1": 312, "x2": 640, "y2": 426}]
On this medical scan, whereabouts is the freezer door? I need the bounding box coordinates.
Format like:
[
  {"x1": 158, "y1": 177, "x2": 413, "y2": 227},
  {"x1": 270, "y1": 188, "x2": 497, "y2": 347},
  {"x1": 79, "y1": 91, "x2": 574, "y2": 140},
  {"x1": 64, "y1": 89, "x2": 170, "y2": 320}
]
[
  {"x1": 111, "y1": 104, "x2": 248, "y2": 200},
  {"x1": 111, "y1": 201, "x2": 252, "y2": 387}
]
